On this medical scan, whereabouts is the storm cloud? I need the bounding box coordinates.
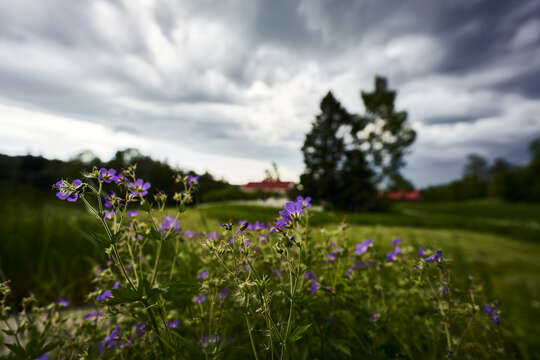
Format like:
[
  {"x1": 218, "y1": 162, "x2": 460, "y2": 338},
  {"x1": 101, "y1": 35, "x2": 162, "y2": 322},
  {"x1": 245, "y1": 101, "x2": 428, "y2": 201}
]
[{"x1": 0, "y1": 0, "x2": 539, "y2": 185}]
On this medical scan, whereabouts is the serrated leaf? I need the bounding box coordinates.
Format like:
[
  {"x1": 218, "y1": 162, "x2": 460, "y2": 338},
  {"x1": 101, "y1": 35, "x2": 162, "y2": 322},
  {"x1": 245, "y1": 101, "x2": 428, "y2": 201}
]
[{"x1": 107, "y1": 287, "x2": 141, "y2": 305}]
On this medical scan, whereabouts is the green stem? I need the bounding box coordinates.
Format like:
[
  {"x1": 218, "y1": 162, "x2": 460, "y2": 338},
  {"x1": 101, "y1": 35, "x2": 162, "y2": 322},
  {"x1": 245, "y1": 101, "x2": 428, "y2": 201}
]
[{"x1": 245, "y1": 314, "x2": 260, "y2": 360}]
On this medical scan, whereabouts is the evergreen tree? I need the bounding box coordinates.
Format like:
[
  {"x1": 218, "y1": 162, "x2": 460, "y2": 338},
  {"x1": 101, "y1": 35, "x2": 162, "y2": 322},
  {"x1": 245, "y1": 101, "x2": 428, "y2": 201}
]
[{"x1": 300, "y1": 91, "x2": 377, "y2": 210}]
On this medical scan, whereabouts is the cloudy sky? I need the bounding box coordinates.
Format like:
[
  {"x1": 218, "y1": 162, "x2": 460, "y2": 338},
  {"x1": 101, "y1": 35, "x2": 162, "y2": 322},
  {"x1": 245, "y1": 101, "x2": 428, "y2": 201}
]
[{"x1": 1, "y1": 0, "x2": 540, "y2": 186}]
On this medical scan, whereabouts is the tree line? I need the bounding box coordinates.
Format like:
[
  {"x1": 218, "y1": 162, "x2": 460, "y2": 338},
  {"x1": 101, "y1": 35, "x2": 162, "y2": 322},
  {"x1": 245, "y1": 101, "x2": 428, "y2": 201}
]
[
  {"x1": 422, "y1": 139, "x2": 540, "y2": 202},
  {"x1": 0, "y1": 149, "x2": 276, "y2": 204}
]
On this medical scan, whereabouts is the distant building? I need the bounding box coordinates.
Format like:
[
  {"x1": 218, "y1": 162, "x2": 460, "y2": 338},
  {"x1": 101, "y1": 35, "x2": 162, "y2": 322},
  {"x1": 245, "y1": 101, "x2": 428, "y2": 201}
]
[
  {"x1": 241, "y1": 178, "x2": 294, "y2": 194},
  {"x1": 383, "y1": 190, "x2": 422, "y2": 201}
]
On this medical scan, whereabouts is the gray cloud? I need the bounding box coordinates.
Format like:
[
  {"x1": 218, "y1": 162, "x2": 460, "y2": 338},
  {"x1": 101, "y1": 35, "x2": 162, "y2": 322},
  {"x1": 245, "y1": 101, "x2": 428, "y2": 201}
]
[{"x1": 0, "y1": 0, "x2": 539, "y2": 186}]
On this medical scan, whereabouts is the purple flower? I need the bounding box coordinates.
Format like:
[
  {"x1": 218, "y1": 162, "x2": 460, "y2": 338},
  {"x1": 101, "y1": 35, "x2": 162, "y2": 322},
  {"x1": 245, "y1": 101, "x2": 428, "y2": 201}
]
[
  {"x1": 104, "y1": 210, "x2": 115, "y2": 220},
  {"x1": 113, "y1": 172, "x2": 125, "y2": 184},
  {"x1": 346, "y1": 263, "x2": 366, "y2": 277},
  {"x1": 197, "y1": 271, "x2": 209, "y2": 279},
  {"x1": 418, "y1": 247, "x2": 425, "y2": 257},
  {"x1": 310, "y1": 278, "x2": 319, "y2": 295},
  {"x1": 96, "y1": 289, "x2": 112, "y2": 302},
  {"x1": 56, "y1": 298, "x2": 70, "y2": 308},
  {"x1": 136, "y1": 321, "x2": 149, "y2": 337},
  {"x1": 210, "y1": 335, "x2": 221, "y2": 343},
  {"x1": 99, "y1": 325, "x2": 120, "y2": 353},
  {"x1": 167, "y1": 320, "x2": 180, "y2": 329},
  {"x1": 328, "y1": 247, "x2": 344, "y2": 261},
  {"x1": 305, "y1": 272, "x2": 319, "y2": 295},
  {"x1": 238, "y1": 220, "x2": 249, "y2": 227},
  {"x1": 370, "y1": 312, "x2": 381, "y2": 323},
  {"x1": 113, "y1": 281, "x2": 121, "y2": 289},
  {"x1": 280, "y1": 200, "x2": 305, "y2": 219},
  {"x1": 425, "y1": 250, "x2": 442, "y2": 263},
  {"x1": 485, "y1": 302, "x2": 500, "y2": 325},
  {"x1": 355, "y1": 238, "x2": 373, "y2": 255},
  {"x1": 37, "y1": 354, "x2": 50, "y2": 360},
  {"x1": 84, "y1": 311, "x2": 103, "y2": 320},
  {"x1": 296, "y1": 196, "x2": 312, "y2": 208},
  {"x1": 392, "y1": 238, "x2": 402, "y2": 246},
  {"x1": 187, "y1": 175, "x2": 199, "y2": 184},
  {"x1": 207, "y1": 232, "x2": 220, "y2": 240},
  {"x1": 157, "y1": 216, "x2": 181, "y2": 234},
  {"x1": 104, "y1": 192, "x2": 119, "y2": 208},
  {"x1": 198, "y1": 335, "x2": 221, "y2": 346},
  {"x1": 220, "y1": 287, "x2": 231, "y2": 301},
  {"x1": 442, "y1": 287, "x2": 449, "y2": 296},
  {"x1": 99, "y1": 168, "x2": 117, "y2": 183},
  {"x1": 126, "y1": 210, "x2": 140, "y2": 217},
  {"x1": 128, "y1": 178, "x2": 151, "y2": 197},
  {"x1": 54, "y1": 179, "x2": 82, "y2": 202},
  {"x1": 272, "y1": 218, "x2": 289, "y2": 232},
  {"x1": 386, "y1": 247, "x2": 402, "y2": 262},
  {"x1": 184, "y1": 231, "x2": 195, "y2": 238},
  {"x1": 106, "y1": 258, "x2": 114, "y2": 266},
  {"x1": 194, "y1": 295, "x2": 206, "y2": 304},
  {"x1": 272, "y1": 197, "x2": 312, "y2": 232},
  {"x1": 228, "y1": 237, "x2": 235, "y2": 245}
]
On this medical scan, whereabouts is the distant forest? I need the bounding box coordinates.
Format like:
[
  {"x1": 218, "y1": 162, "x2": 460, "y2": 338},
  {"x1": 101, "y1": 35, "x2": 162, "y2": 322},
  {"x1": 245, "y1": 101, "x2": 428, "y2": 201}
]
[
  {"x1": 2, "y1": 137, "x2": 540, "y2": 206},
  {"x1": 0, "y1": 148, "x2": 277, "y2": 204},
  {"x1": 422, "y1": 138, "x2": 540, "y2": 202}
]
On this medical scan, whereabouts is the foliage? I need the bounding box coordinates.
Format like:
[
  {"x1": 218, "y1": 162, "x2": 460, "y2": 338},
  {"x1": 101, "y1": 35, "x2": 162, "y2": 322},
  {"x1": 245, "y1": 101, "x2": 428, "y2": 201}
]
[
  {"x1": 0, "y1": 149, "x2": 238, "y2": 205},
  {"x1": 422, "y1": 137, "x2": 540, "y2": 202},
  {"x1": 300, "y1": 91, "x2": 378, "y2": 210},
  {"x1": 299, "y1": 76, "x2": 416, "y2": 211},
  {"x1": 0, "y1": 166, "x2": 515, "y2": 359}
]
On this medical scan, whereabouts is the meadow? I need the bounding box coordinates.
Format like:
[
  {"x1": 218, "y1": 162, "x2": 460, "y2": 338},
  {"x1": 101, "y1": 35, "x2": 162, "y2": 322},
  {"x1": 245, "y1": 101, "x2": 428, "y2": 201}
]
[{"x1": 1, "y1": 190, "x2": 539, "y2": 358}]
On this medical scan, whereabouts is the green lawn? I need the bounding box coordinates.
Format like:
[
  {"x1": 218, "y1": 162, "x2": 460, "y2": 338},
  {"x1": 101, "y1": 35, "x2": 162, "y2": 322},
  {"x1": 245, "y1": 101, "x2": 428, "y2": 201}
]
[{"x1": 1, "y1": 200, "x2": 539, "y2": 356}]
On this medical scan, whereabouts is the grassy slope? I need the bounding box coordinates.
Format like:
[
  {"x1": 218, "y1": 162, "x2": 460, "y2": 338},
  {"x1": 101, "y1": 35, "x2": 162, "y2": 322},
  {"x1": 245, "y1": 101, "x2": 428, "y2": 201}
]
[
  {"x1": 195, "y1": 203, "x2": 540, "y2": 357},
  {"x1": 1, "y1": 201, "x2": 539, "y2": 356}
]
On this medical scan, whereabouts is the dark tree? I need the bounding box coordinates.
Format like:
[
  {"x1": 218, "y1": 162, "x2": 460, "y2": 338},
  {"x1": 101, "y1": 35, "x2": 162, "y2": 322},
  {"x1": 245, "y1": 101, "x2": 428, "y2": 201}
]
[
  {"x1": 300, "y1": 92, "x2": 346, "y2": 207},
  {"x1": 300, "y1": 91, "x2": 377, "y2": 210},
  {"x1": 353, "y1": 76, "x2": 416, "y2": 185},
  {"x1": 463, "y1": 154, "x2": 489, "y2": 181}
]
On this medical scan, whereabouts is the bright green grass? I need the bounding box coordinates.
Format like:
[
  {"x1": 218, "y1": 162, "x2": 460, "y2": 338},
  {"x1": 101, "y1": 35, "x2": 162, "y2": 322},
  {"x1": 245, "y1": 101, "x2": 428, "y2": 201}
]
[
  {"x1": 194, "y1": 204, "x2": 540, "y2": 357},
  {"x1": 395, "y1": 199, "x2": 540, "y2": 222},
  {"x1": 197, "y1": 201, "x2": 540, "y2": 242}
]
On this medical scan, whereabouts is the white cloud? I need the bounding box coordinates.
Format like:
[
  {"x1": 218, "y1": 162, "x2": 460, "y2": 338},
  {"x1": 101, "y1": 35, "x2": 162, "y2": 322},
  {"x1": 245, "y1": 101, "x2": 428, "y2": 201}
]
[{"x1": 0, "y1": 102, "x2": 300, "y2": 184}]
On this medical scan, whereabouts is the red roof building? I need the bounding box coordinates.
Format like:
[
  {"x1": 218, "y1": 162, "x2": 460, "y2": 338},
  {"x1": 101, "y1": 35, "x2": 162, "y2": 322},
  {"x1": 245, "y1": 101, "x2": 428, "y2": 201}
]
[
  {"x1": 384, "y1": 190, "x2": 422, "y2": 201},
  {"x1": 241, "y1": 179, "x2": 294, "y2": 194}
]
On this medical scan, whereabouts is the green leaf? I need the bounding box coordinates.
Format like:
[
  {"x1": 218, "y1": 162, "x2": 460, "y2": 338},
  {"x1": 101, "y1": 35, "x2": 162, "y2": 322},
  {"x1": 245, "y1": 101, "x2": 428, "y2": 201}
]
[
  {"x1": 5, "y1": 342, "x2": 27, "y2": 357},
  {"x1": 107, "y1": 287, "x2": 141, "y2": 305},
  {"x1": 329, "y1": 339, "x2": 351, "y2": 357},
  {"x1": 289, "y1": 323, "x2": 311, "y2": 342},
  {"x1": 88, "y1": 231, "x2": 109, "y2": 246}
]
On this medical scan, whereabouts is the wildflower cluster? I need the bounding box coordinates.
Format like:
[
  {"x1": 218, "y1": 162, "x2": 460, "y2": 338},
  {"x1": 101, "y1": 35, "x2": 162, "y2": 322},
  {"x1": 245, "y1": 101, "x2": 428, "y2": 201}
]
[{"x1": 0, "y1": 167, "x2": 509, "y2": 359}]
